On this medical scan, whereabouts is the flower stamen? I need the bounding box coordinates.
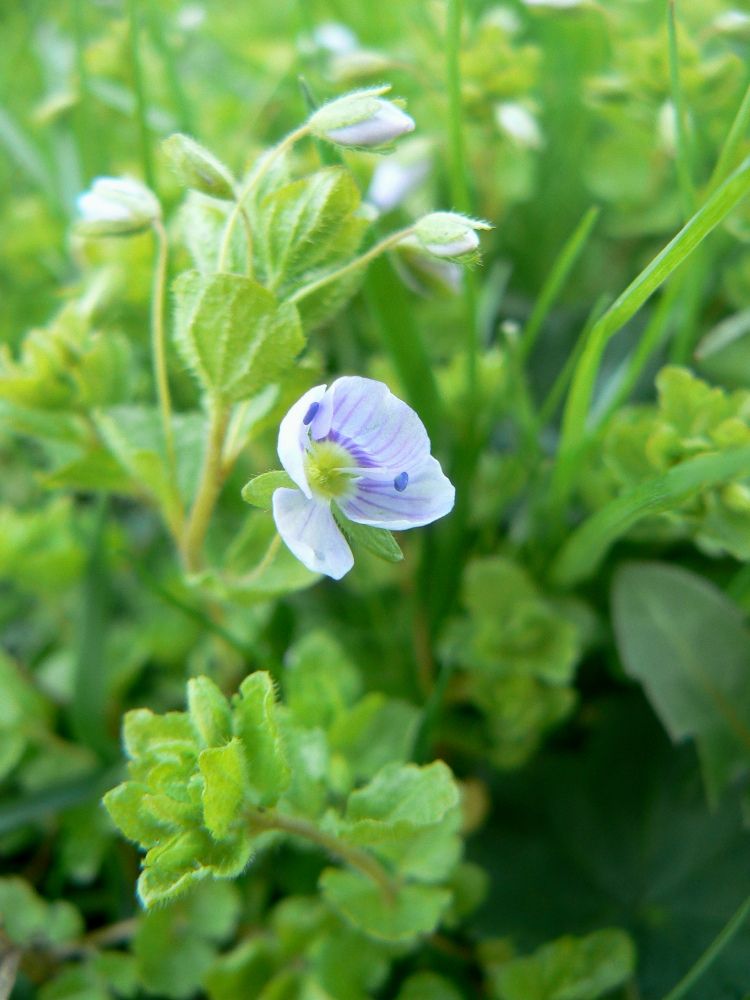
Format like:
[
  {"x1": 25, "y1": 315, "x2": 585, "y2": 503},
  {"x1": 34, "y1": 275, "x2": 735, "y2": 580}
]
[{"x1": 394, "y1": 471, "x2": 409, "y2": 492}]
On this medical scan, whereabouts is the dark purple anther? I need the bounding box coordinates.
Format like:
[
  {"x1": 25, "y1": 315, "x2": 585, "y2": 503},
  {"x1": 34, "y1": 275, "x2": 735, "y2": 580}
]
[
  {"x1": 303, "y1": 401, "x2": 320, "y2": 426},
  {"x1": 394, "y1": 471, "x2": 409, "y2": 492}
]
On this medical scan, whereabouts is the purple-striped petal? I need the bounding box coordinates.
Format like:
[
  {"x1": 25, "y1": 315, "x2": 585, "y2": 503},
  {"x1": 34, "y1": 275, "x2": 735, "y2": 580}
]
[
  {"x1": 272, "y1": 488, "x2": 353, "y2": 579},
  {"x1": 338, "y1": 454, "x2": 455, "y2": 530},
  {"x1": 277, "y1": 384, "x2": 327, "y2": 498},
  {"x1": 324, "y1": 376, "x2": 431, "y2": 473}
]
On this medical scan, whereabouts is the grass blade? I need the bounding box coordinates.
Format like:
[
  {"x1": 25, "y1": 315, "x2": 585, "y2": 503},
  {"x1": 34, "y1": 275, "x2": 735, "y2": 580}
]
[
  {"x1": 552, "y1": 155, "x2": 750, "y2": 511},
  {"x1": 550, "y1": 446, "x2": 750, "y2": 586},
  {"x1": 521, "y1": 206, "x2": 600, "y2": 359}
]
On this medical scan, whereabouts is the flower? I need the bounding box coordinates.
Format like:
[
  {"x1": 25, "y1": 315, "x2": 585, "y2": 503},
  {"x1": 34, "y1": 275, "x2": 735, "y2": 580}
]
[
  {"x1": 307, "y1": 86, "x2": 415, "y2": 150},
  {"x1": 272, "y1": 377, "x2": 455, "y2": 579},
  {"x1": 76, "y1": 177, "x2": 160, "y2": 237},
  {"x1": 494, "y1": 103, "x2": 544, "y2": 150}
]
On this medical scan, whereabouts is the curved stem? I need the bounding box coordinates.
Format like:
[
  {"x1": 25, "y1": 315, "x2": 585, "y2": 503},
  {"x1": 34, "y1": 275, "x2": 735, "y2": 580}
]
[
  {"x1": 288, "y1": 227, "x2": 415, "y2": 304},
  {"x1": 247, "y1": 808, "x2": 399, "y2": 901},
  {"x1": 661, "y1": 891, "x2": 750, "y2": 1000},
  {"x1": 217, "y1": 125, "x2": 309, "y2": 274},
  {"x1": 181, "y1": 397, "x2": 231, "y2": 572},
  {"x1": 151, "y1": 219, "x2": 177, "y2": 483}
]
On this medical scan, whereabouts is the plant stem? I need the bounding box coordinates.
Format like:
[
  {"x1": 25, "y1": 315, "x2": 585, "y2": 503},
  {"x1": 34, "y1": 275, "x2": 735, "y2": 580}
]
[
  {"x1": 126, "y1": 0, "x2": 155, "y2": 189},
  {"x1": 182, "y1": 398, "x2": 231, "y2": 572},
  {"x1": 445, "y1": 0, "x2": 477, "y2": 406},
  {"x1": 151, "y1": 219, "x2": 177, "y2": 482},
  {"x1": 288, "y1": 227, "x2": 415, "y2": 304},
  {"x1": 217, "y1": 125, "x2": 309, "y2": 273},
  {"x1": 247, "y1": 808, "x2": 399, "y2": 900},
  {"x1": 661, "y1": 891, "x2": 750, "y2": 1000},
  {"x1": 667, "y1": 0, "x2": 696, "y2": 218}
]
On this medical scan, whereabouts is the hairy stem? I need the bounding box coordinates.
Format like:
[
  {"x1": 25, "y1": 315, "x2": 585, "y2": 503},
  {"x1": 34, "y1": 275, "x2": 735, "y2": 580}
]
[
  {"x1": 151, "y1": 219, "x2": 178, "y2": 485},
  {"x1": 247, "y1": 808, "x2": 399, "y2": 900},
  {"x1": 288, "y1": 227, "x2": 415, "y2": 304},
  {"x1": 218, "y1": 125, "x2": 309, "y2": 273},
  {"x1": 181, "y1": 398, "x2": 231, "y2": 572}
]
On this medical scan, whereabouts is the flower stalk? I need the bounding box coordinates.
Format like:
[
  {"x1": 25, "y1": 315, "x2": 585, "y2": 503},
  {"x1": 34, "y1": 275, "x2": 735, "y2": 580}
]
[
  {"x1": 181, "y1": 397, "x2": 232, "y2": 572},
  {"x1": 151, "y1": 218, "x2": 178, "y2": 485},
  {"x1": 247, "y1": 808, "x2": 399, "y2": 901}
]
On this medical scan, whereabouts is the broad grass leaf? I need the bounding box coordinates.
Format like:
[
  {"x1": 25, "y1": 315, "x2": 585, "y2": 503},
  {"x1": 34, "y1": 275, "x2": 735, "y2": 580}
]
[{"x1": 612, "y1": 561, "x2": 750, "y2": 802}]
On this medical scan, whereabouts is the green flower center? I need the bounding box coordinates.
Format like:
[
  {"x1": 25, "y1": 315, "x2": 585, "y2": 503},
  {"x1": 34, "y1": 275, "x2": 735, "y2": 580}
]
[{"x1": 305, "y1": 440, "x2": 356, "y2": 500}]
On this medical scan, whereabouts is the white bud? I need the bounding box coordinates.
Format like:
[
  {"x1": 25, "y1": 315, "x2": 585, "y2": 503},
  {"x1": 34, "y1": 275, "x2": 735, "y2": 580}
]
[
  {"x1": 366, "y1": 139, "x2": 431, "y2": 213},
  {"x1": 308, "y1": 86, "x2": 415, "y2": 149},
  {"x1": 76, "y1": 176, "x2": 160, "y2": 236},
  {"x1": 713, "y1": 11, "x2": 750, "y2": 36},
  {"x1": 413, "y1": 212, "x2": 491, "y2": 260},
  {"x1": 312, "y1": 22, "x2": 358, "y2": 55},
  {"x1": 393, "y1": 236, "x2": 462, "y2": 297},
  {"x1": 523, "y1": 0, "x2": 586, "y2": 8},
  {"x1": 494, "y1": 103, "x2": 544, "y2": 150},
  {"x1": 657, "y1": 101, "x2": 678, "y2": 156}
]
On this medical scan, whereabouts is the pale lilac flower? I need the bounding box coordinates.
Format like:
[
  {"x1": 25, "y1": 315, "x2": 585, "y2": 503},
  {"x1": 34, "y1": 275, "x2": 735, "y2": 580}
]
[
  {"x1": 272, "y1": 377, "x2": 455, "y2": 579},
  {"x1": 367, "y1": 139, "x2": 431, "y2": 213}
]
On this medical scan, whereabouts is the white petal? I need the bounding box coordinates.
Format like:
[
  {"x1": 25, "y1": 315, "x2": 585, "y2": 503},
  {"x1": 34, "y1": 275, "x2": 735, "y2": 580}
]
[
  {"x1": 272, "y1": 488, "x2": 354, "y2": 579},
  {"x1": 338, "y1": 454, "x2": 455, "y2": 530},
  {"x1": 326, "y1": 376, "x2": 431, "y2": 474},
  {"x1": 277, "y1": 384, "x2": 327, "y2": 498},
  {"x1": 77, "y1": 191, "x2": 131, "y2": 223}
]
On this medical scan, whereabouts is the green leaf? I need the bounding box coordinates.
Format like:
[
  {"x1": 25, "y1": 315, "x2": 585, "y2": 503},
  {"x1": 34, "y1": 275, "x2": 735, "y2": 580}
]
[
  {"x1": 102, "y1": 781, "x2": 175, "y2": 848},
  {"x1": 552, "y1": 446, "x2": 750, "y2": 586},
  {"x1": 396, "y1": 973, "x2": 464, "y2": 1000},
  {"x1": 329, "y1": 694, "x2": 420, "y2": 781},
  {"x1": 199, "y1": 738, "x2": 248, "y2": 838},
  {"x1": 612, "y1": 562, "x2": 750, "y2": 802},
  {"x1": 188, "y1": 676, "x2": 232, "y2": 748},
  {"x1": 319, "y1": 869, "x2": 450, "y2": 943},
  {"x1": 340, "y1": 761, "x2": 462, "y2": 881},
  {"x1": 233, "y1": 672, "x2": 290, "y2": 806},
  {"x1": 490, "y1": 929, "x2": 636, "y2": 1000},
  {"x1": 259, "y1": 167, "x2": 362, "y2": 290},
  {"x1": 332, "y1": 507, "x2": 404, "y2": 563},
  {"x1": 173, "y1": 271, "x2": 304, "y2": 403},
  {"x1": 0, "y1": 877, "x2": 83, "y2": 948},
  {"x1": 554, "y1": 154, "x2": 750, "y2": 506},
  {"x1": 284, "y1": 630, "x2": 362, "y2": 730},
  {"x1": 135, "y1": 882, "x2": 241, "y2": 999},
  {"x1": 241, "y1": 470, "x2": 296, "y2": 509}
]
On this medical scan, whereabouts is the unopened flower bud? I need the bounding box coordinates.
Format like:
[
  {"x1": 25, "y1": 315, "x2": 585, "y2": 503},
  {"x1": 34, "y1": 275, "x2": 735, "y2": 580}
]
[
  {"x1": 393, "y1": 235, "x2": 462, "y2": 297},
  {"x1": 414, "y1": 212, "x2": 491, "y2": 260},
  {"x1": 162, "y1": 133, "x2": 235, "y2": 200},
  {"x1": 494, "y1": 102, "x2": 544, "y2": 150},
  {"x1": 76, "y1": 177, "x2": 160, "y2": 237},
  {"x1": 307, "y1": 86, "x2": 415, "y2": 149},
  {"x1": 367, "y1": 139, "x2": 431, "y2": 213}
]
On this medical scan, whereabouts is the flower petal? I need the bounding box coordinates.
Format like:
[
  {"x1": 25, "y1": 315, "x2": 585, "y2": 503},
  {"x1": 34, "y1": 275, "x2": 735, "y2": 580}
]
[
  {"x1": 277, "y1": 384, "x2": 327, "y2": 498},
  {"x1": 272, "y1": 488, "x2": 354, "y2": 579},
  {"x1": 325, "y1": 376, "x2": 431, "y2": 473},
  {"x1": 338, "y1": 454, "x2": 455, "y2": 530}
]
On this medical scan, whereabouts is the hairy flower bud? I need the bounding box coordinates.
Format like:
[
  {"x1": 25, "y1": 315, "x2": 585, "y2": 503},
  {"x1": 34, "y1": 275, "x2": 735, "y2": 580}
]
[
  {"x1": 76, "y1": 177, "x2": 160, "y2": 237},
  {"x1": 413, "y1": 212, "x2": 491, "y2": 260},
  {"x1": 161, "y1": 133, "x2": 235, "y2": 199},
  {"x1": 307, "y1": 86, "x2": 414, "y2": 149}
]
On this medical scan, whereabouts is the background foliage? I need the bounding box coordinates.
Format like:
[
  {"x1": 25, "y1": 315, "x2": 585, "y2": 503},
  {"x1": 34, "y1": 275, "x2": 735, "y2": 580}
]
[{"x1": 3, "y1": 0, "x2": 750, "y2": 997}]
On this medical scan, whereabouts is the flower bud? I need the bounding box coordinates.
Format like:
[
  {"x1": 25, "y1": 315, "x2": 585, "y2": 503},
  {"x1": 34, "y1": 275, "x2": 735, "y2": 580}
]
[
  {"x1": 366, "y1": 138, "x2": 431, "y2": 213},
  {"x1": 494, "y1": 102, "x2": 544, "y2": 150},
  {"x1": 76, "y1": 177, "x2": 160, "y2": 237},
  {"x1": 162, "y1": 133, "x2": 235, "y2": 200},
  {"x1": 307, "y1": 86, "x2": 414, "y2": 149},
  {"x1": 393, "y1": 236, "x2": 462, "y2": 297},
  {"x1": 413, "y1": 212, "x2": 491, "y2": 260}
]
